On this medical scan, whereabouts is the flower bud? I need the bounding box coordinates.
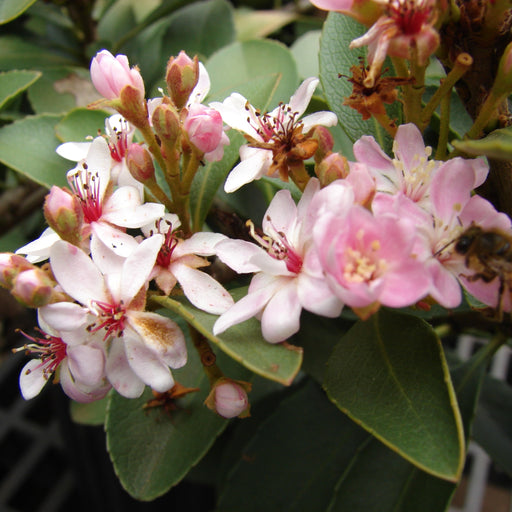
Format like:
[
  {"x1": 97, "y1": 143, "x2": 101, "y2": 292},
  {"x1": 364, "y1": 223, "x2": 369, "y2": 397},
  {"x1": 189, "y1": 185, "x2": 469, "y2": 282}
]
[
  {"x1": 493, "y1": 41, "x2": 512, "y2": 97},
  {"x1": 11, "y1": 268, "x2": 54, "y2": 308},
  {"x1": 166, "y1": 52, "x2": 200, "y2": 110},
  {"x1": 0, "y1": 253, "x2": 34, "y2": 288},
  {"x1": 316, "y1": 152, "x2": 350, "y2": 186},
  {"x1": 311, "y1": 126, "x2": 335, "y2": 163},
  {"x1": 90, "y1": 50, "x2": 145, "y2": 101},
  {"x1": 184, "y1": 104, "x2": 224, "y2": 154},
  {"x1": 204, "y1": 378, "x2": 251, "y2": 418},
  {"x1": 126, "y1": 143, "x2": 155, "y2": 182},
  {"x1": 152, "y1": 103, "x2": 181, "y2": 146},
  {"x1": 44, "y1": 186, "x2": 83, "y2": 246}
]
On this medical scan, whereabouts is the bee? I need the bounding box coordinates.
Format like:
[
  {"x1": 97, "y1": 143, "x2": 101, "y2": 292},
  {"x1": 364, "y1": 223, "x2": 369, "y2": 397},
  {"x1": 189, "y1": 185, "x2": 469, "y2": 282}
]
[{"x1": 453, "y1": 224, "x2": 512, "y2": 319}]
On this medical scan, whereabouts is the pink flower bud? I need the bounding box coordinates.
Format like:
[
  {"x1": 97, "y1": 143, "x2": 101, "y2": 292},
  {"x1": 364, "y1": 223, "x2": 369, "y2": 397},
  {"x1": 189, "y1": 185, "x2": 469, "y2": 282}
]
[
  {"x1": 90, "y1": 50, "x2": 145, "y2": 101},
  {"x1": 166, "y1": 51, "x2": 199, "y2": 110},
  {"x1": 214, "y1": 381, "x2": 250, "y2": 419},
  {"x1": 44, "y1": 186, "x2": 83, "y2": 246},
  {"x1": 184, "y1": 104, "x2": 224, "y2": 154},
  {"x1": 311, "y1": 126, "x2": 335, "y2": 163},
  {"x1": 126, "y1": 143, "x2": 155, "y2": 182},
  {"x1": 12, "y1": 268, "x2": 54, "y2": 307},
  {"x1": 0, "y1": 253, "x2": 34, "y2": 288}
]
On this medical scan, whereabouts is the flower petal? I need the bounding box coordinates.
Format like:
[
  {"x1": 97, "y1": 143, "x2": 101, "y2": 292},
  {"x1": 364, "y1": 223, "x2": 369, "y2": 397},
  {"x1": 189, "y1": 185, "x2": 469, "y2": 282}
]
[
  {"x1": 19, "y1": 359, "x2": 47, "y2": 399},
  {"x1": 106, "y1": 337, "x2": 145, "y2": 398}
]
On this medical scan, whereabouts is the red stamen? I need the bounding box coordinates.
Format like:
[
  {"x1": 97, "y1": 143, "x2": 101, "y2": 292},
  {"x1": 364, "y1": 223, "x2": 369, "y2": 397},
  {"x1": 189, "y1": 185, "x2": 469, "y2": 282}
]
[{"x1": 68, "y1": 166, "x2": 103, "y2": 223}]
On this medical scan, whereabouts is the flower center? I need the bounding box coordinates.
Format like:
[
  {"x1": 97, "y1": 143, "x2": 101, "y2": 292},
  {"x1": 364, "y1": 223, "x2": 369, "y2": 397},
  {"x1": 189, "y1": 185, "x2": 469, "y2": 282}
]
[
  {"x1": 15, "y1": 329, "x2": 67, "y2": 379},
  {"x1": 90, "y1": 300, "x2": 127, "y2": 339},
  {"x1": 68, "y1": 164, "x2": 103, "y2": 223},
  {"x1": 247, "y1": 218, "x2": 303, "y2": 274},
  {"x1": 388, "y1": 0, "x2": 432, "y2": 35},
  {"x1": 342, "y1": 233, "x2": 386, "y2": 283},
  {"x1": 107, "y1": 121, "x2": 130, "y2": 162},
  {"x1": 392, "y1": 143, "x2": 436, "y2": 202}
]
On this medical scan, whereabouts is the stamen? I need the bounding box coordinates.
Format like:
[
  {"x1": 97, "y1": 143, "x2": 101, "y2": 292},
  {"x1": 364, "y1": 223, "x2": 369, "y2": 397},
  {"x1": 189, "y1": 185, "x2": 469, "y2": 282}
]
[{"x1": 68, "y1": 167, "x2": 103, "y2": 223}]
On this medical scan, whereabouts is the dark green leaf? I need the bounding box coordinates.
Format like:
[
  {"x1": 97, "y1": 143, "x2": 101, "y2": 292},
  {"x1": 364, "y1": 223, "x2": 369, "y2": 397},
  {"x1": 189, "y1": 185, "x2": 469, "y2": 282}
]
[
  {"x1": 0, "y1": 70, "x2": 41, "y2": 110},
  {"x1": 319, "y1": 12, "x2": 397, "y2": 153},
  {"x1": 106, "y1": 335, "x2": 249, "y2": 501},
  {"x1": 152, "y1": 291, "x2": 302, "y2": 386},
  {"x1": 55, "y1": 108, "x2": 112, "y2": 143},
  {"x1": 0, "y1": 114, "x2": 68, "y2": 188},
  {"x1": 0, "y1": 0, "x2": 37, "y2": 24},
  {"x1": 27, "y1": 68, "x2": 100, "y2": 114},
  {"x1": 206, "y1": 39, "x2": 299, "y2": 110},
  {"x1": 473, "y1": 373, "x2": 512, "y2": 476},
  {"x1": 70, "y1": 395, "x2": 109, "y2": 426},
  {"x1": 323, "y1": 309, "x2": 465, "y2": 481}
]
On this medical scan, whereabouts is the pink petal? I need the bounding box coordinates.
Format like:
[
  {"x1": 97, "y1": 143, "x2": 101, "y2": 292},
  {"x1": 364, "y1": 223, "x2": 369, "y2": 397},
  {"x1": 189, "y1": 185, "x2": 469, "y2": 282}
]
[
  {"x1": 353, "y1": 135, "x2": 392, "y2": 170},
  {"x1": 175, "y1": 232, "x2": 227, "y2": 257},
  {"x1": 215, "y1": 239, "x2": 263, "y2": 274},
  {"x1": 39, "y1": 303, "x2": 90, "y2": 334},
  {"x1": 67, "y1": 345, "x2": 105, "y2": 386},
  {"x1": 393, "y1": 123, "x2": 428, "y2": 171},
  {"x1": 91, "y1": 224, "x2": 139, "y2": 257}
]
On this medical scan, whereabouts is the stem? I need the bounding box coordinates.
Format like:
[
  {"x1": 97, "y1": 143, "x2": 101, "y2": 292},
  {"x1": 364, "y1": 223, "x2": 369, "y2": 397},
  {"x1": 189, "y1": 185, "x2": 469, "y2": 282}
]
[
  {"x1": 138, "y1": 123, "x2": 167, "y2": 180},
  {"x1": 464, "y1": 90, "x2": 504, "y2": 140},
  {"x1": 373, "y1": 110, "x2": 398, "y2": 138},
  {"x1": 145, "y1": 178, "x2": 174, "y2": 212},
  {"x1": 405, "y1": 57, "x2": 427, "y2": 129},
  {"x1": 421, "y1": 53, "x2": 473, "y2": 130},
  {"x1": 189, "y1": 327, "x2": 223, "y2": 385},
  {"x1": 435, "y1": 93, "x2": 451, "y2": 160}
]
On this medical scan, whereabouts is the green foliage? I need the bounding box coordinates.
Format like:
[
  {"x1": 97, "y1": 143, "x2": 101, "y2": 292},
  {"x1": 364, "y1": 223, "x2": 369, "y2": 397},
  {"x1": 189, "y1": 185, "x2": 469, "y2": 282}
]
[
  {"x1": 0, "y1": 70, "x2": 41, "y2": 110},
  {"x1": 0, "y1": 0, "x2": 38, "y2": 24},
  {"x1": 452, "y1": 126, "x2": 512, "y2": 160},
  {"x1": 323, "y1": 309, "x2": 465, "y2": 481}
]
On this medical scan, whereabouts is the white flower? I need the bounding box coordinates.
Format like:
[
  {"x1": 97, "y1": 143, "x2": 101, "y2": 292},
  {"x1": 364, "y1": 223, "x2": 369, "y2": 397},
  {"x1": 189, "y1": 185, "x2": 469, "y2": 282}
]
[{"x1": 210, "y1": 78, "x2": 338, "y2": 192}]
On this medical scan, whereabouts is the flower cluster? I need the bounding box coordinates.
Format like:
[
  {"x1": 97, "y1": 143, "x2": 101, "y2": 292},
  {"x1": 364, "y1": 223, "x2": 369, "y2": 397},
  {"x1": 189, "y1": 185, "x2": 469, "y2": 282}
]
[{"x1": 3, "y1": 47, "x2": 510, "y2": 421}]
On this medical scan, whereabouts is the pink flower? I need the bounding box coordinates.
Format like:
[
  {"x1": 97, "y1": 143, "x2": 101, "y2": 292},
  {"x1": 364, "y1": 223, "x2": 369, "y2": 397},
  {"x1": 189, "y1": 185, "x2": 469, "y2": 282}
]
[
  {"x1": 310, "y1": 0, "x2": 383, "y2": 25},
  {"x1": 350, "y1": 0, "x2": 440, "y2": 87},
  {"x1": 315, "y1": 204, "x2": 430, "y2": 314},
  {"x1": 40, "y1": 237, "x2": 187, "y2": 398},
  {"x1": 90, "y1": 50, "x2": 145, "y2": 101},
  {"x1": 214, "y1": 179, "x2": 346, "y2": 343},
  {"x1": 210, "y1": 78, "x2": 337, "y2": 192},
  {"x1": 354, "y1": 123, "x2": 487, "y2": 210},
  {"x1": 213, "y1": 381, "x2": 250, "y2": 418}
]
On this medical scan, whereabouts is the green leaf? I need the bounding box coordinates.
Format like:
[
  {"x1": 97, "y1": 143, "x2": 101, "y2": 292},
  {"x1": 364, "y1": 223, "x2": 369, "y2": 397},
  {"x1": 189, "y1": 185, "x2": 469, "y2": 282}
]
[
  {"x1": 190, "y1": 131, "x2": 245, "y2": 231},
  {"x1": 217, "y1": 379, "x2": 457, "y2": 512},
  {"x1": 27, "y1": 67, "x2": 100, "y2": 114},
  {"x1": 70, "y1": 395, "x2": 109, "y2": 426},
  {"x1": 0, "y1": 114, "x2": 69, "y2": 188},
  {"x1": 319, "y1": 12, "x2": 396, "y2": 153},
  {"x1": 291, "y1": 30, "x2": 321, "y2": 80},
  {"x1": 234, "y1": 8, "x2": 297, "y2": 41},
  {"x1": 55, "y1": 108, "x2": 111, "y2": 143},
  {"x1": 122, "y1": 0, "x2": 235, "y2": 90},
  {"x1": 473, "y1": 374, "x2": 512, "y2": 476},
  {"x1": 152, "y1": 291, "x2": 302, "y2": 386},
  {"x1": 206, "y1": 39, "x2": 299, "y2": 110},
  {"x1": 0, "y1": 36, "x2": 78, "y2": 70},
  {"x1": 452, "y1": 126, "x2": 512, "y2": 160},
  {"x1": 323, "y1": 309, "x2": 465, "y2": 481},
  {"x1": 0, "y1": 0, "x2": 37, "y2": 24},
  {"x1": 0, "y1": 70, "x2": 41, "y2": 110},
  {"x1": 106, "y1": 336, "x2": 249, "y2": 501}
]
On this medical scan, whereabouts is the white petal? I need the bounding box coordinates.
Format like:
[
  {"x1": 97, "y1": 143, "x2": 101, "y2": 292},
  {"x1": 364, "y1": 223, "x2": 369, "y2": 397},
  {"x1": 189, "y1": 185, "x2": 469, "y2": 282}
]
[
  {"x1": 288, "y1": 77, "x2": 318, "y2": 117},
  {"x1": 60, "y1": 361, "x2": 110, "y2": 403},
  {"x1": 120, "y1": 234, "x2": 163, "y2": 304},
  {"x1": 106, "y1": 337, "x2": 145, "y2": 398},
  {"x1": 50, "y1": 241, "x2": 109, "y2": 305},
  {"x1": 56, "y1": 141, "x2": 91, "y2": 161},
  {"x1": 123, "y1": 328, "x2": 175, "y2": 392},
  {"x1": 90, "y1": 233, "x2": 127, "y2": 275},
  {"x1": 85, "y1": 137, "x2": 112, "y2": 199},
  {"x1": 172, "y1": 264, "x2": 234, "y2": 314},
  {"x1": 104, "y1": 201, "x2": 165, "y2": 229},
  {"x1": 175, "y1": 232, "x2": 227, "y2": 257},
  {"x1": 19, "y1": 359, "x2": 48, "y2": 399},
  {"x1": 16, "y1": 228, "x2": 60, "y2": 263},
  {"x1": 261, "y1": 281, "x2": 302, "y2": 343},
  {"x1": 215, "y1": 239, "x2": 262, "y2": 273},
  {"x1": 91, "y1": 223, "x2": 139, "y2": 257},
  {"x1": 301, "y1": 111, "x2": 338, "y2": 131},
  {"x1": 39, "y1": 302, "x2": 90, "y2": 334},
  {"x1": 224, "y1": 150, "x2": 270, "y2": 193},
  {"x1": 67, "y1": 344, "x2": 105, "y2": 386}
]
